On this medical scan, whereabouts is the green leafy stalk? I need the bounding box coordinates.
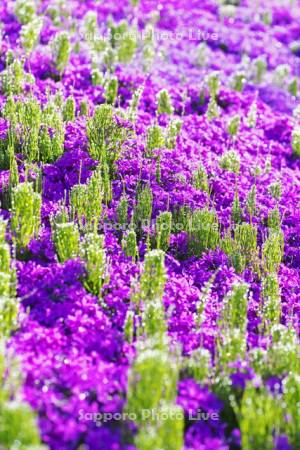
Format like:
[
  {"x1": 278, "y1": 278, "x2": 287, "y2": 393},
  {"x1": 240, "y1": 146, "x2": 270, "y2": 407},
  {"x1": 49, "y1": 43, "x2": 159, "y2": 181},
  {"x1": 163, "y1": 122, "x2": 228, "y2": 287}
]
[{"x1": 11, "y1": 182, "x2": 41, "y2": 250}]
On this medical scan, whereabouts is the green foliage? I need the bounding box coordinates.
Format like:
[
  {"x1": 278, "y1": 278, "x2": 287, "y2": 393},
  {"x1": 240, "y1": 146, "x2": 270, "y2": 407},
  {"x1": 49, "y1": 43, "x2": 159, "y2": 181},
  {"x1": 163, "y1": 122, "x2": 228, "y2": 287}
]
[
  {"x1": 157, "y1": 89, "x2": 174, "y2": 115},
  {"x1": 282, "y1": 373, "x2": 300, "y2": 446},
  {"x1": 188, "y1": 208, "x2": 220, "y2": 255},
  {"x1": 231, "y1": 71, "x2": 246, "y2": 92},
  {"x1": 127, "y1": 341, "x2": 179, "y2": 417},
  {"x1": 253, "y1": 57, "x2": 267, "y2": 83},
  {"x1": 218, "y1": 328, "x2": 247, "y2": 367},
  {"x1": 20, "y1": 18, "x2": 42, "y2": 54},
  {"x1": 117, "y1": 32, "x2": 137, "y2": 64},
  {"x1": 1, "y1": 59, "x2": 25, "y2": 96},
  {"x1": 146, "y1": 124, "x2": 165, "y2": 155},
  {"x1": 87, "y1": 104, "x2": 130, "y2": 169},
  {"x1": 261, "y1": 273, "x2": 281, "y2": 327},
  {"x1": 79, "y1": 99, "x2": 89, "y2": 116},
  {"x1": 221, "y1": 223, "x2": 258, "y2": 273},
  {"x1": 11, "y1": 182, "x2": 41, "y2": 249},
  {"x1": 52, "y1": 31, "x2": 71, "y2": 74},
  {"x1": 124, "y1": 310, "x2": 135, "y2": 343},
  {"x1": 206, "y1": 97, "x2": 220, "y2": 120},
  {"x1": 16, "y1": 97, "x2": 42, "y2": 161},
  {"x1": 227, "y1": 115, "x2": 240, "y2": 136},
  {"x1": 234, "y1": 222, "x2": 257, "y2": 260},
  {"x1": 128, "y1": 85, "x2": 144, "y2": 121},
  {"x1": 126, "y1": 338, "x2": 183, "y2": 450},
  {"x1": 14, "y1": 0, "x2": 36, "y2": 24},
  {"x1": 142, "y1": 24, "x2": 155, "y2": 71},
  {"x1": 222, "y1": 282, "x2": 248, "y2": 332},
  {"x1": 192, "y1": 164, "x2": 209, "y2": 193},
  {"x1": 104, "y1": 77, "x2": 118, "y2": 105},
  {"x1": 122, "y1": 230, "x2": 138, "y2": 260},
  {"x1": 39, "y1": 104, "x2": 65, "y2": 163},
  {"x1": 80, "y1": 232, "x2": 107, "y2": 297},
  {"x1": 0, "y1": 344, "x2": 43, "y2": 449},
  {"x1": 52, "y1": 221, "x2": 80, "y2": 263},
  {"x1": 133, "y1": 186, "x2": 153, "y2": 231},
  {"x1": 231, "y1": 190, "x2": 242, "y2": 223},
  {"x1": 219, "y1": 149, "x2": 240, "y2": 174},
  {"x1": 108, "y1": 19, "x2": 137, "y2": 64},
  {"x1": 268, "y1": 205, "x2": 281, "y2": 232},
  {"x1": 265, "y1": 325, "x2": 300, "y2": 376},
  {"x1": 70, "y1": 169, "x2": 103, "y2": 232},
  {"x1": 183, "y1": 347, "x2": 211, "y2": 383},
  {"x1": 262, "y1": 231, "x2": 284, "y2": 273},
  {"x1": 288, "y1": 77, "x2": 298, "y2": 97},
  {"x1": 0, "y1": 220, "x2": 17, "y2": 336},
  {"x1": 246, "y1": 184, "x2": 256, "y2": 217},
  {"x1": 238, "y1": 383, "x2": 281, "y2": 450},
  {"x1": 140, "y1": 249, "x2": 166, "y2": 304},
  {"x1": 292, "y1": 125, "x2": 300, "y2": 157},
  {"x1": 156, "y1": 211, "x2": 172, "y2": 251},
  {"x1": 246, "y1": 102, "x2": 257, "y2": 128},
  {"x1": 207, "y1": 71, "x2": 220, "y2": 98},
  {"x1": 268, "y1": 180, "x2": 282, "y2": 200},
  {"x1": 166, "y1": 118, "x2": 182, "y2": 149},
  {"x1": 63, "y1": 96, "x2": 76, "y2": 122},
  {"x1": 117, "y1": 194, "x2": 129, "y2": 228}
]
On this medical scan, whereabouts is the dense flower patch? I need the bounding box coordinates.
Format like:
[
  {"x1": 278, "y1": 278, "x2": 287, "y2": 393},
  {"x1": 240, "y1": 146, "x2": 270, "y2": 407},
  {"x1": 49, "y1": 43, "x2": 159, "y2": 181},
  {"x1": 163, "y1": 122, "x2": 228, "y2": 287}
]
[{"x1": 0, "y1": 0, "x2": 300, "y2": 449}]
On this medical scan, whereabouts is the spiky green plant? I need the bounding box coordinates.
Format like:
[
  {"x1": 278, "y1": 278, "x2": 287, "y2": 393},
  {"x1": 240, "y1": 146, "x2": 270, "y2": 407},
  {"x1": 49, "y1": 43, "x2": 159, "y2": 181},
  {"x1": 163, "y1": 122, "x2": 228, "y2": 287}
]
[
  {"x1": 17, "y1": 97, "x2": 42, "y2": 161},
  {"x1": 246, "y1": 102, "x2": 257, "y2": 128},
  {"x1": 156, "y1": 211, "x2": 172, "y2": 252},
  {"x1": 124, "y1": 309, "x2": 135, "y2": 343},
  {"x1": 140, "y1": 249, "x2": 166, "y2": 304},
  {"x1": 231, "y1": 190, "x2": 242, "y2": 223},
  {"x1": 268, "y1": 205, "x2": 281, "y2": 232},
  {"x1": 234, "y1": 222, "x2": 257, "y2": 262},
  {"x1": 116, "y1": 194, "x2": 129, "y2": 229},
  {"x1": 52, "y1": 31, "x2": 71, "y2": 75},
  {"x1": 52, "y1": 221, "x2": 80, "y2": 263},
  {"x1": 11, "y1": 182, "x2": 41, "y2": 250},
  {"x1": 157, "y1": 89, "x2": 174, "y2": 115},
  {"x1": 222, "y1": 282, "x2": 248, "y2": 332},
  {"x1": 133, "y1": 186, "x2": 153, "y2": 232},
  {"x1": 80, "y1": 232, "x2": 107, "y2": 297},
  {"x1": 0, "y1": 343, "x2": 43, "y2": 449},
  {"x1": 262, "y1": 231, "x2": 284, "y2": 274},
  {"x1": 231, "y1": 71, "x2": 246, "y2": 92},
  {"x1": 128, "y1": 86, "x2": 144, "y2": 121},
  {"x1": 79, "y1": 99, "x2": 89, "y2": 116},
  {"x1": 291, "y1": 125, "x2": 300, "y2": 157},
  {"x1": 146, "y1": 125, "x2": 165, "y2": 155},
  {"x1": 188, "y1": 208, "x2": 220, "y2": 255},
  {"x1": 14, "y1": 0, "x2": 36, "y2": 24},
  {"x1": 261, "y1": 273, "x2": 281, "y2": 328},
  {"x1": 104, "y1": 77, "x2": 118, "y2": 105},
  {"x1": 238, "y1": 383, "x2": 281, "y2": 450},
  {"x1": 246, "y1": 184, "x2": 256, "y2": 218},
  {"x1": 63, "y1": 96, "x2": 76, "y2": 122},
  {"x1": 282, "y1": 373, "x2": 300, "y2": 447},
  {"x1": 20, "y1": 18, "x2": 42, "y2": 54},
  {"x1": 87, "y1": 104, "x2": 130, "y2": 169},
  {"x1": 122, "y1": 230, "x2": 138, "y2": 260},
  {"x1": 184, "y1": 348, "x2": 211, "y2": 383},
  {"x1": 219, "y1": 149, "x2": 240, "y2": 174},
  {"x1": 192, "y1": 164, "x2": 209, "y2": 193},
  {"x1": 227, "y1": 115, "x2": 240, "y2": 136},
  {"x1": 166, "y1": 119, "x2": 182, "y2": 149}
]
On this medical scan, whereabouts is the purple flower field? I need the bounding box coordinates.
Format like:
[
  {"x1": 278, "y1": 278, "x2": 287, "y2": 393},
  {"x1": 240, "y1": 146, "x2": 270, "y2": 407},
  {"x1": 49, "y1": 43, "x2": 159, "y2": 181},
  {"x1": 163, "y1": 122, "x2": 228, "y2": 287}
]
[{"x1": 0, "y1": 1, "x2": 300, "y2": 449}]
